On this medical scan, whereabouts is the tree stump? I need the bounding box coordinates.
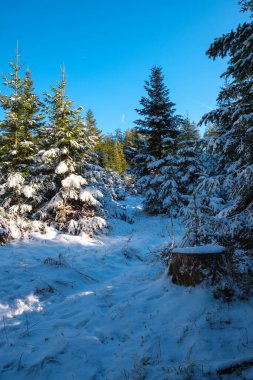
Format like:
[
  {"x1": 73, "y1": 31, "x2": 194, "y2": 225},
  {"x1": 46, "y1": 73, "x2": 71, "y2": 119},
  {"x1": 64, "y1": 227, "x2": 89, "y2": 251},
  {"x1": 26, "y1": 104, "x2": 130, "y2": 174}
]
[{"x1": 169, "y1": 245, "x2": 231, "y2": 286}]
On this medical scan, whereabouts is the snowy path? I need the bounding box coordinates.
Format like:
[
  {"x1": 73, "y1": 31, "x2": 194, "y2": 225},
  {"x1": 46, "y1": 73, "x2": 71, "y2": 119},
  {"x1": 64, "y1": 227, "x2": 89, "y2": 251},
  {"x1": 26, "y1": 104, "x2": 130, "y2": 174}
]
[{"x1": 0, "y1": 196, "x2": 253, "y2": 380}]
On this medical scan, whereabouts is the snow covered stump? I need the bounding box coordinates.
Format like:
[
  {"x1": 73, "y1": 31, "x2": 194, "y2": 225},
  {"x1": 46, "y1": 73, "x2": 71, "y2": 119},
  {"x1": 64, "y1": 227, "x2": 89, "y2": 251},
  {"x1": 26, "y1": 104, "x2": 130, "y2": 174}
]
[{"x1": 169, "y1": 245, "x2": 231, "y2": 286}]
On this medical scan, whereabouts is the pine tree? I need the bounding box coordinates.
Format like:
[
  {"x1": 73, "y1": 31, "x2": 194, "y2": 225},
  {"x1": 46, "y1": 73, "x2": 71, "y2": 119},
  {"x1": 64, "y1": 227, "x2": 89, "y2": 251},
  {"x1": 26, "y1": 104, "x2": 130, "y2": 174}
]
[
  {"x1": 134, "y1": 66, "x2": 181, "y2": 213},
  {"x1": 0, "y1": 47, "x2": 43, "y2": 172},
  {"x1": 0, "y1": 46, "x2": 23, "y2": 169},
  {"x1": 135, "y1": 67, "x2": 180, "y2": 160},
  {"x1": 157, "y1": 150, "x2": 182, "y2": 216},
  {"x1": 0, "y1": 48, "x2": 44, "y2": 240},
  {"x1": 199, "y1": 2, "x2": 253, "y2": 246},
  {"x1": 42, "y1": 67, "x2": 86, "y2": 175},
  {"x1": 114, "y1": 141, "x2": 127, "y2": 174},
  {"x1": 37, "y1": 68, "x2": 106, "y2": 235},
  {"x1": 82, "y1": 109, "x2": 105, "y2": 186},
  {"x1": 85, "y1": 109, "x2": 102, "y2": 158}
]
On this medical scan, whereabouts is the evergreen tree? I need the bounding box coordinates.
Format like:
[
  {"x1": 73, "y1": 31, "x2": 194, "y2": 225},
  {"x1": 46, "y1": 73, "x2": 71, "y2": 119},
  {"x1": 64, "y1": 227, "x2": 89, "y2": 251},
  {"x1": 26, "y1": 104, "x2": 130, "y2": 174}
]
[
  {"x1": 0, "y1": 48, "x2": 44, "y2": 239},
  {"x1": 199, "y1": 2, "x2": 253, "y2": 246},
  {"x1": 86, "y1": 109, "x2": 99, "y2": 134},
  {"x1": 37, "y1": 68, "x2": 106, "y2": 235},
  {"x1": 135, "y1": 66, "x2": 180, "y2": 160},
  {"x1": 177, "y1": 117, "x2": 201, "y2": 199},
  {"x1": 42, "y1": 67, "x2": 86, "y2": 175},
  {"x1": 85, "y1": 109, "x2": 102, "y2": 158},
  {"x1": 157, "y1": 149, "x2": 182, "y2": 216},
  {"x1": 114, "y1": 128, "x2": 124, "y2": 144},
  {"x1": 0, "y1": 47, "x2": 23, "y2": 168},
  {"x1": 0, "y1": 48, "x2": 43, "y2": 172},
  {"x1": 114, "y1": 141, "x2": 127, "y2": 174},
  {"x1": 123, "y1": 128, "x2": 144, "y2": 169},
  {"x1": 100, "y1": 135, "x2": 127, "y2": 174},
  {"x1": 82, "y1": 109, "x2": 105, "y2": 185},
  {"x1": 134, "y1": 66, "x2": 181, "y2": 213},
  {"x1": 203, "y1": 122, "x2": 217, "y2": 138}
]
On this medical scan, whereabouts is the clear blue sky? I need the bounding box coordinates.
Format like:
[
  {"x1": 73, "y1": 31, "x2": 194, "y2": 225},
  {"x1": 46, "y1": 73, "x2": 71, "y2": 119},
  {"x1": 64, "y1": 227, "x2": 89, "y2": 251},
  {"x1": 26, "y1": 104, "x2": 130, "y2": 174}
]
[{"x1": 0, "y1": 0, "x2": 250, "y2": 134}]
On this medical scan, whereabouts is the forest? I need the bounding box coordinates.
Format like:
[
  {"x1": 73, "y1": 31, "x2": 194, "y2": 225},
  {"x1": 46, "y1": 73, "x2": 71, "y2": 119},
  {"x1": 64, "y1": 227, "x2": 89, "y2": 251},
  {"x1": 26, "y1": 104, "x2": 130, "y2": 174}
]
[{"x1": 0, "y1": 0, "x2": 252, "y2": 379}]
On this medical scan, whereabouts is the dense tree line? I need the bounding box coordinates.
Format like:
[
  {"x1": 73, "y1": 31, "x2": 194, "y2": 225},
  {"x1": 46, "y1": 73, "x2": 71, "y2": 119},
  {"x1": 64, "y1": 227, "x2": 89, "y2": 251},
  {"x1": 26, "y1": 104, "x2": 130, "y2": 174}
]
[
  {"x1": 0, "y1": 56, "x2": 130, "y2": 242},
  {"x1": 0, "y1": 0, "x2": 251, "y2": 249},
  {"x1": 133, "y1": 1, "x2": 252, "y2": 248}
]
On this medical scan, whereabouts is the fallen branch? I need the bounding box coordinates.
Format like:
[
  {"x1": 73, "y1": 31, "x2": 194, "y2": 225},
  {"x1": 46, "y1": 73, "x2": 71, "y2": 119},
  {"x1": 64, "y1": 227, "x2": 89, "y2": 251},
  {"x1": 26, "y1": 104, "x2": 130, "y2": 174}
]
[{"x1": 217, "y1": 358, "x2": 253, "y2": 375}]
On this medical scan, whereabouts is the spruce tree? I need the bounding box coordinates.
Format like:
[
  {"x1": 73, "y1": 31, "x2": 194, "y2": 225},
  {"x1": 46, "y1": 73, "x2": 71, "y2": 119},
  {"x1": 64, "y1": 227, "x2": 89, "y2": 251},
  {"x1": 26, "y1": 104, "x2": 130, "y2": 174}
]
[
  {"x1": 42, "y1": 67, "x2": 86, "y2": 175},
  {"x1": 199, "y1": 2, "x2": 253, "y2": 246},
  {"x1": 135, "y1": 67, "x2": 179, "y2": 160},
  {"x1": 177, "y1": 117, "x2": 201, "y2": 199},
  {"x1": 82, "y1": 109, "x2": 105, "y2": 186},
  {"x1": 85, "y1": 109, "x2": 102, "y2": 158},
  {"x1": 37, "y1": 68, "x2": 106, "y2": 235},
  {"x1": 0, "y1": 49, "x2": 43, "y2": 172},
  {"x1": 123, "y1": 128, "x2": 144, "y2": 170},
  {"x1": 0, "y1": 47, "x2": 23, "y2": 169},
  {"x1": 0, "y1": 48, "x2": 44, "y2": 240},
  {"x1": 134, "y1": 66, "x2": 181, "y2": 213}
]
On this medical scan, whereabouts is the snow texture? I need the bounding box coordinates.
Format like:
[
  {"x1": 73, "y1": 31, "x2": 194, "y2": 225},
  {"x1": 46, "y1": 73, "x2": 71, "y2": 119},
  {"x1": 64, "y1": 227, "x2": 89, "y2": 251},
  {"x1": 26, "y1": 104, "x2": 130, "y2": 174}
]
[
  {"x1": 61, "y1": 174, "x2": 87, "y2": 188},
  {"x1": 172, "y1": 244, "x2": 227, "y2": 255},
  {"x1": 0, "y1": 195, "x2": 252, "y2": 380},
  {"x1": 55, "y1": 161, "x2": 69, "y2": 174}
]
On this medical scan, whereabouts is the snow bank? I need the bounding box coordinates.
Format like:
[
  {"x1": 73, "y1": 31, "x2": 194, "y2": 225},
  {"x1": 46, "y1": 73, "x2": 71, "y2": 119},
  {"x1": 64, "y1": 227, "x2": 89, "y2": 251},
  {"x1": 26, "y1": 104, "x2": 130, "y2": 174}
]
[{"x1": 172, "y1": 244, "x2": 227, "y2": 255}]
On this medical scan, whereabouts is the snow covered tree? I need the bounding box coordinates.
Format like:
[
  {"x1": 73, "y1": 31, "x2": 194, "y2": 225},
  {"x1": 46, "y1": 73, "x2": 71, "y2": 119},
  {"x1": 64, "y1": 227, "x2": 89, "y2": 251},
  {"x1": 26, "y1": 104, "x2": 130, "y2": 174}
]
[
  {"x1": 0, "y1": 49, "x2": 43, "y2": 172},
  {"x1": 37, "y1": 68, "x2": 106, "y2": 235},
  {"x1": 157, "y1": 151, "x2": 182, "y2": 216},
  {"x1": 134, "y1": 66, "x2": 181, "y2": 213},
  {"x1": 0, "y1": 48, "x2": 23, "y2": 170},
  {"x1": 123, "y1": 128, "x2": 139, "y2": 168},
  {"x1": 81, "y1": 109, "x2": 105, "y2": 186},
  {"x1": 85, "y1": 109, "x2": 102, "y2": 159},
  {"x1": 42, "y1": 68, "x2": 86, "y2": 175},
  {"x1": 177, "y1": 117, "x2": 201, "y2": 200},
  {"x1": 135, "y1": 67, "x2": 180, "y2": 160},
  {"x1": 0, "y1": 48, "x2": 45, "y2": 241},
  {"x1": 199, "y1": 2, "x2": 253, "y2": 246}
]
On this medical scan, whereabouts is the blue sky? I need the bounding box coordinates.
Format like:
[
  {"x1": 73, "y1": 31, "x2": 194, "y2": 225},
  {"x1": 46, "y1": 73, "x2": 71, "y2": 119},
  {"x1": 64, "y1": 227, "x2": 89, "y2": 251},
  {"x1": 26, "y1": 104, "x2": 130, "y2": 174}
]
[{"x1": 0, "y1": 0, "x2": 250, "y2": 134}]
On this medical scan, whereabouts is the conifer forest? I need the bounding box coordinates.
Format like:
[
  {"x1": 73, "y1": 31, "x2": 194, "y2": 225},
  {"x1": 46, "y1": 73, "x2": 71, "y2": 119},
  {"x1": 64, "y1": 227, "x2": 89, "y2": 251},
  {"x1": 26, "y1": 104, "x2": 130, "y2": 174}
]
[{"x1": 0, "y1": 1, "x2": 252, "y2": 379}]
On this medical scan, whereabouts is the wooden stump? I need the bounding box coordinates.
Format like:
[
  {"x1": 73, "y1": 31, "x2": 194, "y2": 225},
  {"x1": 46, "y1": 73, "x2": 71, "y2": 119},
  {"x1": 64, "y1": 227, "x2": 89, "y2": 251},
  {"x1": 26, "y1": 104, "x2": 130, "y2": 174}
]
[{"x1": 169, "y1": 246, "x2": 231, "y2": 286}]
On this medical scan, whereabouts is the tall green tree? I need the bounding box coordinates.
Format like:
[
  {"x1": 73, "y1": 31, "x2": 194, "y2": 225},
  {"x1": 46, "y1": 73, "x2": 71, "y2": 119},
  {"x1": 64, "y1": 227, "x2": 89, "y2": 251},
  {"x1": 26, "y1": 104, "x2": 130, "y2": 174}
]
[
  {"x1": 85, "y1": 109, "x2": 102, "y2": 146},
  {"x1": 37, "y1": 68, "x2": 106, "y2": 235},
  {"x1": 0, "y1": 48, "x2": 43, "y2": 172},
  {"x1": 135, "y1": 66, "x2": 180, "y2": 160},
  {"x1": 42, "y1": 67, "x2": 86, "y2": 176},
  {"x1": 0, "y1": 48, "x2": 44, "y2": 234},
  {"x1": 134, "y1": 66, "x2": 181, "y2": 213},
  {"x1": 84, "y1": 109, "x2": 102, "y2": 163},
  {"x1": 199, "y1": 2, "x2": 253, "y2": 246}
]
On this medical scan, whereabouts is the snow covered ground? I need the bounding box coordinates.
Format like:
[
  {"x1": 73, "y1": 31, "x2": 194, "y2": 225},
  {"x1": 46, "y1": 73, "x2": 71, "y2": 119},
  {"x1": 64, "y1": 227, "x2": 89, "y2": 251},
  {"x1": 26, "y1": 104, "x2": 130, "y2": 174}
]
[{"x1": 0, "y1": 195, "x2": 252, "y2": 380}]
